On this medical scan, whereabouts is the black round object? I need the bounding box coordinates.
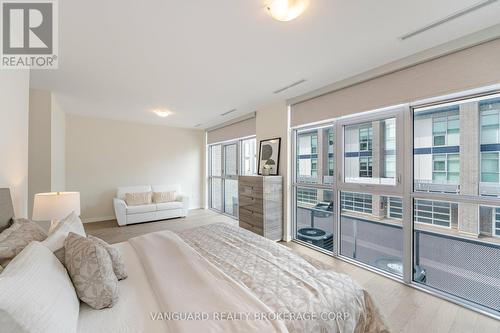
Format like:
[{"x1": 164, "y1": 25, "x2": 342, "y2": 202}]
[{"x1": 298, "y1": 228, "x2": 326, "y2": 237}]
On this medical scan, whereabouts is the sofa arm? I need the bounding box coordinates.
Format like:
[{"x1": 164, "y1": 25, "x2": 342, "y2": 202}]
[
  {"x1": 176, "y1": 194, "x2": 189, "y2": 217},
  {"x1": 113, "y1": 198, "x2": 127, "y2": 226}
]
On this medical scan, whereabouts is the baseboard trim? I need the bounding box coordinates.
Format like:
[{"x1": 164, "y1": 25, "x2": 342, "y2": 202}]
[{"x1": 82, "y1": 216, "x2": 115, "y2": 223}]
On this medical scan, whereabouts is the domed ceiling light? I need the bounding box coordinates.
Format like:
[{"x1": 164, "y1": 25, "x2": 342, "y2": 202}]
[{"x1": 266, "y1": 0, "x2": 309, "y2": 22}]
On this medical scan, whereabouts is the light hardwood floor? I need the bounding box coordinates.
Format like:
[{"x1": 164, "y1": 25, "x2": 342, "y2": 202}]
[{"x1": 84, "y1": 209, "x2": 500, "y2": 333}]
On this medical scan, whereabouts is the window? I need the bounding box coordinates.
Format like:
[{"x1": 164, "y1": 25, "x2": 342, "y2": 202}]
[
  {"x1": 208, "y1": 137, "x2": 256, "y2": 216},
  {"x1": 359, "y1": 156, "x2": 372, "y2": 178},
  {"x1": 297, "y1": 188, "x2": 317, "y2": 205},
  {"x1": 479, "y1": 206, "x2": 500, "y2": 237},
  {"x1": 344, "y1": 117, "x2": 397, "y2": 185},
  {"x1": 297, "y1": 131, "x2": 319, "y2": 184},
  {"x1": 480, "y1": 98, "x2": 500, "y2": 197},
  {"x1": 340, "y1": 193, "x2": 403, "y2": 277},
  {"x1": 341, "y1": 192, "x2": 372, "y2": 214},
  {"x1": 241, "y1": 138, "x2": 257, "y2": 175},
  {"x1": 414, "y1": 106, "x2": 460, "y2": 194},
  {"x1": 359, "y1": 126, "x2": 372, "y2": 151},
  {"x1": 293, "y1": 124, "x2": 335, "y2": 253},
  {"x1": 432, "y1": 154, "x2": 459, "y2": 184},
  {"x1": 387, "y1": 197, "x2": 403, "y2": 220},
  {"x1": 414, "y1": 199, "x2": 456, "y2": 228}
]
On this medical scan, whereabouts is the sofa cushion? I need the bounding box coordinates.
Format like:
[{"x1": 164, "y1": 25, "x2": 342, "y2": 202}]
[
  {"x1": 125, "y1": 192, "x2": 152, "y2": 206},
  {"x1": 153, "y1": 191, "x2": 176, "y2": 203},
  {"x1": 126, "y1": 204, "x2": 156, "y2": 215},
  {"x1": 156, "y1": 201, "x2": 183, "y2": 211}
]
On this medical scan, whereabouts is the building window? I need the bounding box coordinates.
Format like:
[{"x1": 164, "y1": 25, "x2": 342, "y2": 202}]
[
  {"x1": 414, "y1": 106, "x2": 460, "y2": 193},
  {"x1": 297, "y1": 188, "x2": 317, "y2": 205},
  {"x1": 480, "y1": 98, "x2": 500, "y2": 197},
  {"x1": 341, "y1": 192, "x2": 372, "y2": 214},
  {"x1": 414, "y1": 199, "x2": 456, "y2": 228},
  {"x1": 297, "y1": 131, "x2": 319, "y2": 184},
  {"x1": 359, "y1": 126, "x2": 373, "y2": 151},
  {"x1": 359, "y1": 156, "x2": 372, "y2": 178},
  {"x1": 496, "y1": 208, "x2": 500, "y2": 237},
  {"x1": 432, "y1": 154, "x2": 460, "y2": 184},
  {"x1": 481, "y1": 152, "x2": 499, "y2": 183},
  {"x1": 387, "y1": 197, "x2": 403, "y2": 220},
  {"x1": 328, "y1": 129, "x2": 334, "y2": 176},
  {"x1": 432, "y1": 112, "x2": 460, "y2": 147}
]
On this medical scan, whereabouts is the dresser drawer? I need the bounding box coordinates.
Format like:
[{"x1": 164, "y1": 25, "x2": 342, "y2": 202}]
[
  {"x1": 238, "y1": 184, "x2": 263, "y2": 199},
  {"x1": 239, "y1": 220, "x2": 263, "y2": 236},
  {"x1": 239, "y1": 195, "x2": 263, "y2": 213},
  {"x1": 239, "y1": 207, "x2": 263, "y2": 224}
]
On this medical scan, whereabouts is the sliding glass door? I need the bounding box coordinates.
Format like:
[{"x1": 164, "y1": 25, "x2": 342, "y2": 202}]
[{"x1": 208, "y1": 137, "x2": 256, "y2": 218}]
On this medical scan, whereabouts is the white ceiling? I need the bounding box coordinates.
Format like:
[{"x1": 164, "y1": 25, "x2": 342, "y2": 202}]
[{"x1": 30, "y1": 0, "x2": 500, "y2": 128}]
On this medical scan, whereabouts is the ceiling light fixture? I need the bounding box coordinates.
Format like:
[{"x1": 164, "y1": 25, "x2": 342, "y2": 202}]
[
  {"x1": 152, "y1": 108, "x2": 173, "y2": 118},
  {"x1": 266, "y1": 0, "x2": 308, "y2": 22}
]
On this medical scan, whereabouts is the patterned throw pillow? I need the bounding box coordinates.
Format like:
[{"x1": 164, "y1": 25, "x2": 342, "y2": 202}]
[
  {"x1": 88, "y1": 235, "x2": 127, "y2": 280},
  {"x1": 152, "y1": 191, "x2": 177, "y2": 203},
  {"x1": 0, "y1": 219, "x2": 47, "y2": 266},
  {"x1": 124, "y1": 192, "x2": 152, "y2": 206},
  {"x1": 64, "y1": 232, "x2": 119, "y2": 309}
]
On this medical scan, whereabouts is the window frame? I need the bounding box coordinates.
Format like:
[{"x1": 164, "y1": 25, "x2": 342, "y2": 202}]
[{"x1": 337, "y1": 106, "x2": 406, "y2": 195}]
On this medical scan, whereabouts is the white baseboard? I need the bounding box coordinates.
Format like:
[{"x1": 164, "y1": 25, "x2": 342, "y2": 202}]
[{"x1": 82, "y1": 216, "x2": 115, "y2": 223}]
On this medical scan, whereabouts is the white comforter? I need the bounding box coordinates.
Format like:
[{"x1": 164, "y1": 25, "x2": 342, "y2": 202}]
[{"x1": 77, "y1": 223, "x2": 387, "y2": 333}]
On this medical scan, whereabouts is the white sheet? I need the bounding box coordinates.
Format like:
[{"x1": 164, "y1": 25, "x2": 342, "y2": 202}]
[
  {"x1": 77, "y1": 242, "x2": 167, "y2": 333},
  {"x1": 129, "y1": 231, "x2": 289, "y2": 333}
]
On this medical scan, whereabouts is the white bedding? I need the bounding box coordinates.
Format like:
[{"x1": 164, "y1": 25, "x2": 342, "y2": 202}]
[{"x1": 77, "y1": 242, "x2": 167, "y2": 333}]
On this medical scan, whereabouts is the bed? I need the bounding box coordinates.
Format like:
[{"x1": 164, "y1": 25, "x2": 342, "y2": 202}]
[
  {"x1": 77, "y1": 222, "x2": 388, "y2": 333},
  {"x1": 0, "y1": 188, "x2": 387, "y2": 332}
]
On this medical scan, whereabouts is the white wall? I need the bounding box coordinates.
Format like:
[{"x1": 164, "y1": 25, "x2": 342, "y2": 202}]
[
  {"x1": 28, "y1": 89, "x2": 52, "y2": 217},
  {"x1": 51, "y1": 94, "x2": 66, "y2": 192},
  {"x1": 256, "y1": 101, "x2": 291, "y2": 240},
  {"x1": 66, "y1": 114, "x2": 205, "y2": 222},
  {"x1": 0, "y1": 71, "x2": 30, "y2": 218}
]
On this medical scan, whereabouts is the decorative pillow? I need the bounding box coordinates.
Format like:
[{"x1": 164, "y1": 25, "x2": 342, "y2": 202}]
[
  {"x1": 0, "y1": 219, "x2": 47, "y2": 266},
  {"x1": 153, "y1": 191, "x2": 177, "y2": 203},
  {"x1": 42, "y1": 211, "x2": 86, "y2": 254},
  {"x1": 125, "y1": 192, "x2": 152, "y2": 206},
  {"x1": 64, "y1": 232, "x2": 119, "y2": 309},
  {"x1": 0, "y1": 241, "x2": 79, "y2": 333},
  {"x1": 88, "y1": 235, "x2": 127, "y2": 280}
]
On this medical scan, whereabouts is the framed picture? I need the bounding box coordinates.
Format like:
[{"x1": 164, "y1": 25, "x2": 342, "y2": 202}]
[{"x1": 258, "y1": 138, "x2": 281, "y2": 176}]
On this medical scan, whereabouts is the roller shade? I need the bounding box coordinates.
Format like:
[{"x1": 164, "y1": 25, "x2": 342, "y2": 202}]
[
  {"x1": 291, "y1": 38, "x2": 500, "y2": 127},
  {"x1": 206, "y1": 116, "x2": 256, "y2": 144}
]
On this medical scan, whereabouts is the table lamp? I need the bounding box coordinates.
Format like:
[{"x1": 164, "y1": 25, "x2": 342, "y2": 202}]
[{"x1": 32, "y1": 192, "x2": 81, "y2": 232}]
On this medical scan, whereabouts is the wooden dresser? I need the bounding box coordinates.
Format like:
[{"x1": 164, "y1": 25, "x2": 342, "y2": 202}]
[{"x1": 238, "y1": 175, "x2": 283, "y2": 241}]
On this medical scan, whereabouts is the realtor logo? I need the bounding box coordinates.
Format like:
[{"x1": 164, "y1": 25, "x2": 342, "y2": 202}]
[{"x1": 1, "y1": 0, "x2": 58, "y2": 69}]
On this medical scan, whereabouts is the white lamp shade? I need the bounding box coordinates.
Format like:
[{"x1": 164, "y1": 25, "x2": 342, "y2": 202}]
[{"x1": 32, "y1": 192, "x2": 81, "y2": 221}]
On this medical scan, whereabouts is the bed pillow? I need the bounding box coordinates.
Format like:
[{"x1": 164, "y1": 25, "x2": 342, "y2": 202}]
[
  {"x1": 88, "y1": 235, "x2": 128, "y2": 280},
  {"x1": 0, "y1": 241, "x2": 79, "y2": 333},
  {"x1": 0, "y1": 219, "x2": 47, "y2": 266},
  {"x1": 64, "y1": 232, "x2": 119, "y2": 309},
  {"x1": 42, "y1": 211, "x2": 86, "y2": 254},
  {"x1": 125, "y1": 192, "x2": 152, "y2": 206}
]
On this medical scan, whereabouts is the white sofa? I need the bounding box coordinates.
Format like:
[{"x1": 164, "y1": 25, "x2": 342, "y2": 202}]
[{"x1": 113, "y1": 185, "x2": 189, "y2": 226}]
